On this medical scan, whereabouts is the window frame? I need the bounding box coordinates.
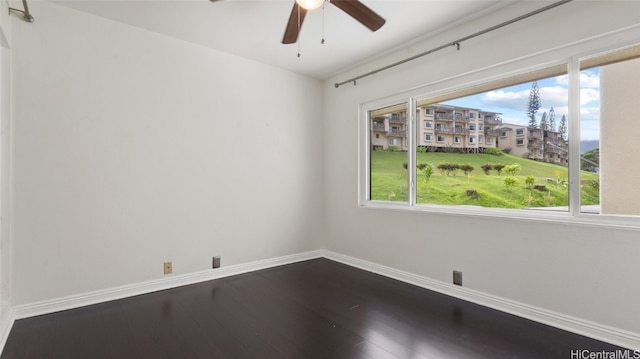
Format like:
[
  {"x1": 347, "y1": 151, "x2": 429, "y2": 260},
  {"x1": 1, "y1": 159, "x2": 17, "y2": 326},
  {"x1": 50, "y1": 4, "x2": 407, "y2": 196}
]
[{"x1": 358, "y1": 40, "x2": 640, "y2": 230}]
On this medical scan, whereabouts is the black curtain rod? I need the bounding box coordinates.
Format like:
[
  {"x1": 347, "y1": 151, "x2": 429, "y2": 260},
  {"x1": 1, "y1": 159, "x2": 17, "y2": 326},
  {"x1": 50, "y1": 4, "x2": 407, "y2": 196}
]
[{"x1": 334, "y1": 0, "x2": 573, "y2": 89}]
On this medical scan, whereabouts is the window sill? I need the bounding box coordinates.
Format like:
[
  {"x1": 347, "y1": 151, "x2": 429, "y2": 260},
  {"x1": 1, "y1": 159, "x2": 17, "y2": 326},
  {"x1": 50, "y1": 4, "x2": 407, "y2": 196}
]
[{"x1": 359, "y1": 201, "x2": 640, "y2": 231}]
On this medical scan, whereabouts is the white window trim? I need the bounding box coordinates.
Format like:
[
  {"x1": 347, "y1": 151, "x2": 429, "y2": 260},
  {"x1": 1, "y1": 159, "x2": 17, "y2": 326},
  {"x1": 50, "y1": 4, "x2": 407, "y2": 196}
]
[{"x1": 358, "y1": 34, "x2": 640, "y2": 231}]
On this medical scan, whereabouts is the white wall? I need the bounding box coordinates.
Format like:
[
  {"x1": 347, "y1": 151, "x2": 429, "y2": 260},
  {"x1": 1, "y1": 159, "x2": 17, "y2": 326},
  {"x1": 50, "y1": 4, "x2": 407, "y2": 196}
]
[
  {"x1": 10, "y1": 1, "x2": 324, "y2": 305},
  {"x1": 0, "y1": 0, "x2": 13, "y2": 345},
  {"x1": 324, "y1": 0, "x2": 640, "y2": 337}
]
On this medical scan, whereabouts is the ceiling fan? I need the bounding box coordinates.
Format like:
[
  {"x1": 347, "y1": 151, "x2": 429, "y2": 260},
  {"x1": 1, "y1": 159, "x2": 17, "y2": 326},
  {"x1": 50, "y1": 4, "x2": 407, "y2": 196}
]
[{"x1": 282, "y1": 0, "x2": 386, "y2": 44}]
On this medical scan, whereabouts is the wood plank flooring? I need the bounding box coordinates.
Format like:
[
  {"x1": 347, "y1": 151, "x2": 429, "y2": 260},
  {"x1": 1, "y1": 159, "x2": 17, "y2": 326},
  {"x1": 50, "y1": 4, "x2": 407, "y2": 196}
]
[{"x1": 1, "y1": 258, "x2": 627, "y2": 358}]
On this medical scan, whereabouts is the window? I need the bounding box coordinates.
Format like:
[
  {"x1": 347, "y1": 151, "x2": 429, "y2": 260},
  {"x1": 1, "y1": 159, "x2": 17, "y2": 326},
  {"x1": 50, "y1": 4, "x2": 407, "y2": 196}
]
[
  {"x1": 579, "y1": 46, "x2": 640, "y2": 217},
  {"x1": 368, "y1": 103, "x2": 408, "y2": 202},
  {"x1": 425, "y1": 121, "x2": 433, "y2": 128},
  {"x1": 362, "y1": 43, "x2": 640, "y2": 226},
  {"x1": 425, "y1": 108, "x2": 433, "y2": 115}
]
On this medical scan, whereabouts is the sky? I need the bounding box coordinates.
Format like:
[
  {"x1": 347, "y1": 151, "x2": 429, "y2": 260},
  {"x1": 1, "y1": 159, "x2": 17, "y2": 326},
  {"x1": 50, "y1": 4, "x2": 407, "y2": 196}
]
[{"x1": 440, "y1": 69, "x2": 601, "y2": 141}]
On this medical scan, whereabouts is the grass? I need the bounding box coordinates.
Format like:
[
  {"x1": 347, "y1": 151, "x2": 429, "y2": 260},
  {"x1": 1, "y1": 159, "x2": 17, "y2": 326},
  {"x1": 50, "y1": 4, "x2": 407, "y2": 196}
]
[{"x1": 371, "y1": 150, "x2": 599, "y2": 209}]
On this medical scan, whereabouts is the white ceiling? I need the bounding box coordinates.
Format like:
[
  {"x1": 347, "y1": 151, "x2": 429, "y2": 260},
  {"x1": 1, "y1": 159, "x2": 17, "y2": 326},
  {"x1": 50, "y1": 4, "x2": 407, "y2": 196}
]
[{"x1": 53, "y1": 0, "x2": 514, "y2": 79}]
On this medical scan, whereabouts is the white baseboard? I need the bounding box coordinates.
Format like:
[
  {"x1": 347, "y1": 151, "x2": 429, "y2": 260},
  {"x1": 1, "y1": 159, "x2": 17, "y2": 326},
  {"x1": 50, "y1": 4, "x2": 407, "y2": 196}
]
[
  {"x1": 12, "y1": 249, "x2": 325, "y2": 320},
  {"x1": 323, "y1": 250, "x2": 640, "y2": 351},
  {"x1": 0, "y1": 310, "x2": 15, "y2": 355},
  {"x1": 6, "y1": 249, "x2": 639, "y2": 353}
]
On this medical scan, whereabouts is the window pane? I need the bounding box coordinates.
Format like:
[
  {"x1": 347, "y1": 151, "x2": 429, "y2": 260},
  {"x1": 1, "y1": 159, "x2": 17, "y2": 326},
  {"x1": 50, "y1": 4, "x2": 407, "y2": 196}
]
[
  {"x1": 581, "y1": 49, "x2": 640, "y2": 216},
  {"x1": 370, "y1": 103, "x2": 408, "y2": 202},
  {"x1": 415, "y1": 70, "x2": 571, "y2": 210}
]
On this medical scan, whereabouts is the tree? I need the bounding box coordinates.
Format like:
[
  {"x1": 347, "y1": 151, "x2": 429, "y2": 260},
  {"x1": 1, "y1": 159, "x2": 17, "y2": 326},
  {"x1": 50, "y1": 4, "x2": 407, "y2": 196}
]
[
  {"x1": 548, "y1": 107, "x2": 556, "y2": 132},
  {"x1": 503, "y1": 176, "x2": 518, "y2": 192},
  {"x1": 539, "y1": 112, "x2": 548, "y2": 131},
  {"x1": 504, "y1": 163, "x2": 522, "y2": 176},
  {"x1": 581, "y1": 148, "x2": 600, "y2": 173},
  {"x1": 558, "y1": 114, "x2": 567, "y2": 140},
  {"x1": 422, "y1": 163, "x2": 434, "y2": 183},
  {"x1": 527, "y1": 81, "x2": 541, "y2": 128}
]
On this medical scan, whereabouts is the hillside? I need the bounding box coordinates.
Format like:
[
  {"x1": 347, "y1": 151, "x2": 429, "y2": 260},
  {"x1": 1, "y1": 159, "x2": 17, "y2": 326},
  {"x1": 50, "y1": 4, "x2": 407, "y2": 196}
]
[
  {"x1": 581, "y1": 140, "x2": 599, "y2": 153},
  {"x1": 370, "y1": 151, "x2": 599, "y2": 209}
]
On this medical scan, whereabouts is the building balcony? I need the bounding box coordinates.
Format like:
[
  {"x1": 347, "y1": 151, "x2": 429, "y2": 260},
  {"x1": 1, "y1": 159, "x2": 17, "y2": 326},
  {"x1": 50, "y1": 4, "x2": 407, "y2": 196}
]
[
  {"x1": 544, "y1": 147, "x2": 562, "y2": 154},
  {"x1": 372, "y1": 123, "x2": 386, "y2": 131},
  {"x1": 388, "y1": 129, "x2": 406, "y2": 137},
  {"x1": 435, "y1": 127, "x2": 453, "y2": 134},
  {"x1": 388, "y1": 117, "x2": 407, "y2": 124},
  {"x1": 484, "y1": 118, "x2": 502, "y2": 125},
  {"x1": 434, "y1": 114, "x2": 454, "y2": 122},
  {"x1": 547, "y1": 139, "x2": 565, "y2": 146},
  {"x1": 485, "y1": 128, "x2": 500, "y2": 136},
  {"x1": 529, "y1": 132, "x2": 542, "y2": 139}
]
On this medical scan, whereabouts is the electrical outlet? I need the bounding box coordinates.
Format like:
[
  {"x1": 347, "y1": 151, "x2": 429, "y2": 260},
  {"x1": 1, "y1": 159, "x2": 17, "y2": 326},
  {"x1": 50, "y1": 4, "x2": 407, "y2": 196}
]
[
  {"x1": 164, "y1": 261, "x2": 173, "y2": 275},
  {"x1": 212, "y1": 256, "x2": 221, "y2": 269},
  {"x1": 453, "y1": 270, "x2": 463, "y2": 286}
]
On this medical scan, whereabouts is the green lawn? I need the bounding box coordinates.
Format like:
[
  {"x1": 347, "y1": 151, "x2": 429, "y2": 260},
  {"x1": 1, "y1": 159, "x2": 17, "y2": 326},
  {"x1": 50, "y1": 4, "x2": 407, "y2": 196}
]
[{"x1": 371, "y1": 151, "x2": 599, "y2": 209}]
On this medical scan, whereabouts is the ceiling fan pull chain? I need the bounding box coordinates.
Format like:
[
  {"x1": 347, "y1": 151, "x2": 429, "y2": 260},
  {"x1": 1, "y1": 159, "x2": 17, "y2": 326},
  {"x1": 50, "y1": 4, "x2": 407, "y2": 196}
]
[
  {"x1": 297, "y1": 5, "x2": 302, "y2": 58},
  {"x1": 321, "y1": 1, "x2": 325, "y2": 44}
]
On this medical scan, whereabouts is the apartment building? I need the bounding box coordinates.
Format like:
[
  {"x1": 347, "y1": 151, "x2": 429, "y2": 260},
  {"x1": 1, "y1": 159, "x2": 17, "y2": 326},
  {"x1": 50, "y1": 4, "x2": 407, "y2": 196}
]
[
  {"x1": 371, "y1": 110, "x2": 409, "y2": 151},
  {"x1": 371, "y1": 104, "x2": 501, "y2": 152},
  {"x1": 498, "y1": 124, "x2": 568, "y2": 164}
]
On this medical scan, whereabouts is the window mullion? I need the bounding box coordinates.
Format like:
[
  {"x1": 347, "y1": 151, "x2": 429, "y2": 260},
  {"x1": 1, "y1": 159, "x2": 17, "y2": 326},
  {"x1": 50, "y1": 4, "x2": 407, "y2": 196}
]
[
  {"x1": 408, "y1": 98, "x2": 417, "y2": 206},
  {"x1": 568, "y1": 58, "x2": 582, "y2": 216}
]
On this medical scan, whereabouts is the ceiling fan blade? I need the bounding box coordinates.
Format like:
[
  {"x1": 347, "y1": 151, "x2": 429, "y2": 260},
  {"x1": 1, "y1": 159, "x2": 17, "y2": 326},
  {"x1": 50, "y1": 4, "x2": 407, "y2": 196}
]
[
  {"x1": 282, "y1": 3, "x2": 308, "y2": 44},
  {"x1": 330, "y1": 0, "x2": 385, "y2": 32}
]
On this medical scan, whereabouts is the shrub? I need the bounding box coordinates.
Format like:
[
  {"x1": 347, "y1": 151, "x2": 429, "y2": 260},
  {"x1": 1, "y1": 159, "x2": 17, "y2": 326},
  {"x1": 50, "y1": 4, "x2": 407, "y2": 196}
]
[
  {"x1": 483, "y1": 148, "x2": 504, "y2": 156},
  {"x1": 481, "y1": 163, "x2": 492, "y2": 175},
  {"x1": 422, "y1": 163, "x2": 434, "y2": 183},
  {"x1": 417, "y1": 163, "x2": 427, "y2": 171},
  {"x1": 402, "y1": 162, "x2": 408, "y2": 170},
  {"x1": 502, "y1": 147, "x2": 512, "y2": 154},
  {"x1": 522, "y1": 151, "x2": 533, "y2": 159},
  {"x1": 588, "y1": 179, "x2": 600, "y2": 191},
  {"x1": 504, "y1": 176, "x2": 518, "y2": 192},
  {"x1": 466, "y1": 189, "x2": 480, "y2": 199},
  {"x1": 459, "y1": 163, "x2": 474, "y2": 176},
  {"x1": 504, "y1": 163, "x2": 522, "y2": 176},
  {"x1": 388, "y1": 145, "x2": 400, "y2": 152},
  {"x1": 525, "y1": 175, "x2": 535, "y2": 189},
  {"x1": 437, "y1": 163, "x2": 460, "y2": 176},
  {"x1": 493, "y1": 163, "x2": 505, "y2": 175},
  {"x1": 417, "y1": 146, "x2": 427, "y2": 153}
]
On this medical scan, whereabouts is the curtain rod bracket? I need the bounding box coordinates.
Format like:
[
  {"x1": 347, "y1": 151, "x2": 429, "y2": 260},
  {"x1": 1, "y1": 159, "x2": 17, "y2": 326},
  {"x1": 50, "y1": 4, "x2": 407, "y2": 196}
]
[{"x1": 9, "y1": 0, "x2": 34, "y2": 23}]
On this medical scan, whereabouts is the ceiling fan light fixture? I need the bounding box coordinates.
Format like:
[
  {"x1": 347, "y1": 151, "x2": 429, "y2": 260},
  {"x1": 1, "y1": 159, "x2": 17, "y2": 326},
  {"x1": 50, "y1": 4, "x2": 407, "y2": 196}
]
[{"x1": 295, "y1": 0, "x2": 324, "y2": 11}]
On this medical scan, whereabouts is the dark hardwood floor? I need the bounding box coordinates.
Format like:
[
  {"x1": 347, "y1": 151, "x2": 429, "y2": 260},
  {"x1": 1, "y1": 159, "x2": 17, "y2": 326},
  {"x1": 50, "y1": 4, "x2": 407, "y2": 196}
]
[{"x1": 1, "y1": 258, "x2": 627, "y2": 358}]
